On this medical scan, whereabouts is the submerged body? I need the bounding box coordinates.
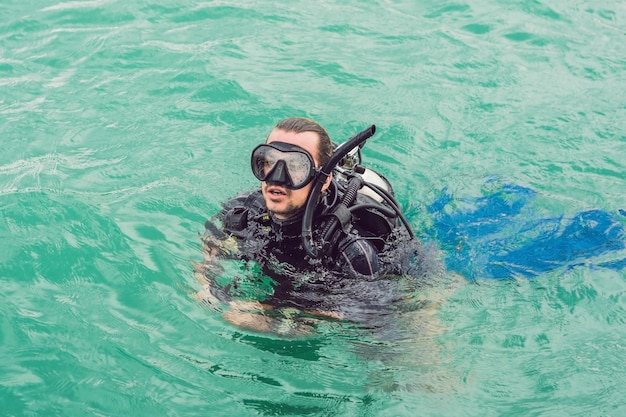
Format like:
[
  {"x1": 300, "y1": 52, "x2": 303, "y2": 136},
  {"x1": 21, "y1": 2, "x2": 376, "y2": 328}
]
[
  {"x1": 198, "y1": 179, "x2": 433, "y2": 321},
  {"x1": 195, "y1": 118, "x2": 438, "y2": 333}
]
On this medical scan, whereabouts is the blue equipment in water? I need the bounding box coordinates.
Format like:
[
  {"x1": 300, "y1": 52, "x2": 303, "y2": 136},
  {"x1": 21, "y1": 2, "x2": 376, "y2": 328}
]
[{"x1": 422, "y1": 181, "x2": 626, "y2": 280}]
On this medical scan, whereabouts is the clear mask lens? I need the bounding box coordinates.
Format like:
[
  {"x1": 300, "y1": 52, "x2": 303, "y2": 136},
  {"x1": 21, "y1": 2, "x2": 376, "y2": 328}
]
[{"x1": 251, "y1": 142, "x2": 316, "y2": 189}]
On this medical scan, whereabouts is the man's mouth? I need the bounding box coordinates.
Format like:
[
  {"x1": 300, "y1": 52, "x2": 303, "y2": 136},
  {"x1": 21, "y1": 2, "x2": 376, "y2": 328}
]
[{"x1": 266, "y1": 185, "x2": 287, "y2": 196}]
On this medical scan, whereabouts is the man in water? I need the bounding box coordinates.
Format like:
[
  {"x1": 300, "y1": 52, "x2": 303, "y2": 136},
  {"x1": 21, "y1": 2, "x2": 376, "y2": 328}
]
[{"x1": 195, "y1": 117, "x2": 421, "y2": 333}]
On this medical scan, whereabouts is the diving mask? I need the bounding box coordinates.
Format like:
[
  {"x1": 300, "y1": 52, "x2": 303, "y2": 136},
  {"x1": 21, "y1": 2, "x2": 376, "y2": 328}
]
[{"x1": 250, "y1": 141, "x2": 317, "y2": 189}]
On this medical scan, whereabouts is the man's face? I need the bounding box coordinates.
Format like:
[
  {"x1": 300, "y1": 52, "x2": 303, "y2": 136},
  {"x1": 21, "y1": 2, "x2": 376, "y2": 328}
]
[{"x1": 261, "y1": 128, "x2": 323, "y2": 220}]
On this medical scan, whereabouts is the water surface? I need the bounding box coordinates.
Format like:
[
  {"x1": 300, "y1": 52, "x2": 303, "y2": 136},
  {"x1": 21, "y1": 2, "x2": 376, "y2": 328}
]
[{"x1": 1, "y1": 1, "x2": 625, "y2": 416}]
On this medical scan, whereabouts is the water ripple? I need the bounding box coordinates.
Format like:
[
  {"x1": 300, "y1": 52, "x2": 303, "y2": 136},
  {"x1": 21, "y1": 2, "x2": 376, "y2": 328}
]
[{"x1": 1, "y1": 0, "x2": 625, "y2": 415}]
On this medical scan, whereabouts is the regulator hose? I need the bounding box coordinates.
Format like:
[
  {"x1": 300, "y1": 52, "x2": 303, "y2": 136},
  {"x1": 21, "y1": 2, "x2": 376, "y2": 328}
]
[
  {"x1": 320, "y1": 175, "x2": 363, "y2": 244},
  {"x1": 302, "y1": 125, "x2": 376, "y2": 257}
]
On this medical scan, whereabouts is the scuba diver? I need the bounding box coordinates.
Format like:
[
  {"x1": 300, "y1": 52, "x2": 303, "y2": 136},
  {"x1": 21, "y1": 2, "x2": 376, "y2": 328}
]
[{"x1": 195, "y1": 117, "x2": 423, "y2": 332}]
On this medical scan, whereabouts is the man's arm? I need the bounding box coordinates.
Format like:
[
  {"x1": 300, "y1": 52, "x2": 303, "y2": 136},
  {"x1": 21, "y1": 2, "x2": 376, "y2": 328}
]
[{"x1": 193, "y1": 194, "x2": 251, "y2": 305}]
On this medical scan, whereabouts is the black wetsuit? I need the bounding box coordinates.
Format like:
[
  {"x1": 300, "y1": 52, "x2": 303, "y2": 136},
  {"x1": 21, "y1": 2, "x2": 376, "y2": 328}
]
[{"x1": 204, "y1": 180, "x2": 397, "y2": 310}]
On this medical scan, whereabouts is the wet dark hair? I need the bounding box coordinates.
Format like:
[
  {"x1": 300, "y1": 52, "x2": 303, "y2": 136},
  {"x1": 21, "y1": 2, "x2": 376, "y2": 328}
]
[{"x1": 273, "y1": 117, "x2": 333, "y2": 167}]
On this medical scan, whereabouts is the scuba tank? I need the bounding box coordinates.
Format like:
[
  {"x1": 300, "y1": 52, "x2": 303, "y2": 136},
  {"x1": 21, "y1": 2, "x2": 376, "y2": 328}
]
[
  {"x1": 333, "y1": 139, "x2": 394, "y2": 203},
  {"x1": 302, "y1": 125, "x2": 415, "y2": 258}
]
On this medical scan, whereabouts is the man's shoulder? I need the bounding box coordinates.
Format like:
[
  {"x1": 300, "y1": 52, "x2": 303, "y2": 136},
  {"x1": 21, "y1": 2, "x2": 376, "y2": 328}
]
[{"x1": 218, "y1": 189, "x2": 267, "y2": 234}]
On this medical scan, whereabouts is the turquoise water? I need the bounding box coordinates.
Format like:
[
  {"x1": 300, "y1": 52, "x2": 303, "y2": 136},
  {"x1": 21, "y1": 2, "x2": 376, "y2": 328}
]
[{"x1": 1, "y1": 0, "x2": 625, "y2": 415}]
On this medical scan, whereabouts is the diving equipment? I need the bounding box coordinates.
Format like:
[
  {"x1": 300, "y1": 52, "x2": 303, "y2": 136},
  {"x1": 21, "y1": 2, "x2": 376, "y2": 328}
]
[
  {"x1": 302, "y1": 125, "x2": 416, "y2": 258},
  {"x1": 251, "y1": 141, "x2": 317, "y2": 190}
]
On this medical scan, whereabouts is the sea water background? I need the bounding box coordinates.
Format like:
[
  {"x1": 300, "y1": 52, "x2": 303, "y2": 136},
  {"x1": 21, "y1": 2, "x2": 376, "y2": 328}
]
[{"x1": 1, "y1": 0, "x2": 625, "y2": 416}]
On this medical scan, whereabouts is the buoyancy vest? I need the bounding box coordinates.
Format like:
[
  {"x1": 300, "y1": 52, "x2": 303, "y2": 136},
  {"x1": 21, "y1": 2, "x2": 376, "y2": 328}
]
[{"x1": 218, "y1": 179, "x2": 399, "y2": 261}]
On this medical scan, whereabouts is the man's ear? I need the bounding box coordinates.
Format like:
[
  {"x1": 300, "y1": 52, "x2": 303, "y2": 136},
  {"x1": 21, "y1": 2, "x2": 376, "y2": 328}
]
[{"x1": 321, "y1": 173, "x2": 332, "y2": 192}]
